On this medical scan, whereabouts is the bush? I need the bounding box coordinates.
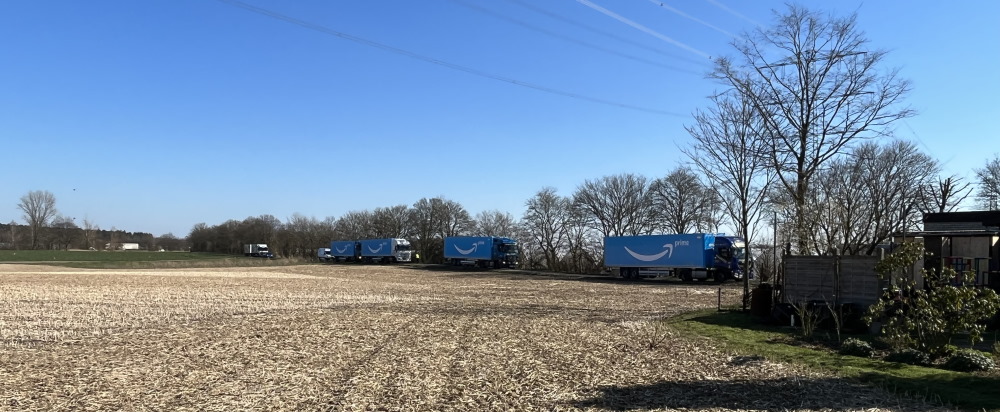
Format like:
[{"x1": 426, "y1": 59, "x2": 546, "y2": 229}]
[
  {"x1": 943, "y1": 349, "x2": 995, "y2": 372},
  {"x1": 884, "y1": 348, "x2": 931, "y2": 366},
  {"x1": 839, "y1": 337, "x2": 874, "y2": 358},
  {"x1": 866, "y1": 242, "x2": 1000, "y2": 355}
]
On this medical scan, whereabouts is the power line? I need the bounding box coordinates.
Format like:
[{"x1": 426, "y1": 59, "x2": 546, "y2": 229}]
[
  {"x1": 448, "y1": 0, "x2": 702, "y2": 75},
  {"x1": 214, "y1": 0, "x2": 686, "y2": 117},
  {"x1": 574, "y1": 0, "x2": 711, "y2": 59},
  {"x1": 702, "y1": 0, "x2": 761, "y2": 28},
  {"x1": 500, "y1": 0, "x2": 711, "y2": 67},
  {"x1": 646, "y1": 0, "x2": 735, "y2": 38}
]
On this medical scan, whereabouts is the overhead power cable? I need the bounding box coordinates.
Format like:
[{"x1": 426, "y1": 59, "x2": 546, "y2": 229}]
[
  {"x1": 574, "y1": 0, "x2": 711, "y2": 59},
  {"x1": 448, "y1": 0, "x2": 701, "y2": 75},
  {"x1": 703, "y1": 0, "x2": 761, "y2": 28},
  {"x1": 215, "y1": 0, "x2": 686, "y2": 117},
  {"x1": 501, "y1": 0, "x2": 710, "y2": 67},
  {"x1": 646, "y1": 0, "x2": 735, "y2": 38}
]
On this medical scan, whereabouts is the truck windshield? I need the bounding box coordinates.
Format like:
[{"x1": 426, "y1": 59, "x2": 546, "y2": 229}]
[{"x1": 732, "y1": 247, "x2": 746, "y2": 260}]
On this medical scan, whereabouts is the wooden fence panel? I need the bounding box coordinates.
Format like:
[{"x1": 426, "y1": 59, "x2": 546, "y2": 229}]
[{"x1": 783, "y1": 256, "x2": 880, "y2": 306}]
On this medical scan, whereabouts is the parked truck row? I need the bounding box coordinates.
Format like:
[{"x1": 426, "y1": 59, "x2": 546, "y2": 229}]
[
  {"x1": 306, "y1": 232, "x2": 746, "y2": 282},
  {"x1": 320, "y1": 238, "x2": 415, "y2": 263},
  {"x1": 314, "y1": 236, "x2": 520, "y2": 268}
]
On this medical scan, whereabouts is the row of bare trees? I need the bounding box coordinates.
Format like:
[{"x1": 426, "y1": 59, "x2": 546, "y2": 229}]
[{"x1": 5, "y1": 190, "x2": 182, "y2": 251}]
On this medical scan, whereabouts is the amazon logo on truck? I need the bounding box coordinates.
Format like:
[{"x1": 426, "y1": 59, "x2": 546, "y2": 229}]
[
  {"x1": 453, "y1": 240, "x2": 485, "y2": 255},
  {"x1": 623, "y1": 239, "x2": 689, "y2": 262}
]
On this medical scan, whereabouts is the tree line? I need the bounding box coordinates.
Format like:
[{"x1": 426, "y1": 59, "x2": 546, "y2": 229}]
[{"x1": 4, "y1": 190, "x2": 185, "y2": 251}]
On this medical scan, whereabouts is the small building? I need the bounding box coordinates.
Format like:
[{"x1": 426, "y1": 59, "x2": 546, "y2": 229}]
[{"x1": 915, "y1": 211, "x2": 1000, "y2": 289}]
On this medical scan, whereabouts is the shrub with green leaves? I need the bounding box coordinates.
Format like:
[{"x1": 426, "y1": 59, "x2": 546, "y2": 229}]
[
  {"x1": 866, "y1": 242, "x2": 1000, "y2": 355},
  {"x1": 885, "y1": 348, "x2": 931, "y2": 366},
  {"x1": 839, "y1": 337, "x2": 874, "y2": 358},
  {"x1": 943, "y1": 349, "x2": 995, "y2": 372}
]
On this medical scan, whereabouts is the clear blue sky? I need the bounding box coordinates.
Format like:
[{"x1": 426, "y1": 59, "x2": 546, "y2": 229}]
[{"x1": 2, "y1": 1, "x2": 997, "y2": 237}]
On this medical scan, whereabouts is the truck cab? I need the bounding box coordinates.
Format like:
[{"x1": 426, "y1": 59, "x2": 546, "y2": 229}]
[
  {"x1": 712, "y1": 236, "x2": 748, "y2": 280},
  {"x1": 495, "y1": 238, "x2": 519, "y2": 268}
]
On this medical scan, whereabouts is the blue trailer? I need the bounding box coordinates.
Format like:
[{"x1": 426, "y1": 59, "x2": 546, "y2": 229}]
[
  {"x1": 330, "y1": 240, "x2": 360, "y2": 262},
  {"x1": 444, "y1": 236, "x2": 519, "y2": 268},
  {"x1": 604, "y1": 233, "x2": 747, "y2": 281},
  {"x1": 359, "y1": 238, "x2": 414, "y2": 263}
]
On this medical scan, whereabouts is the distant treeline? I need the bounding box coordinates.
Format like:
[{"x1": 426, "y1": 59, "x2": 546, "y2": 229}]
[{"x1": 0, "y1": 222, "x2": 185, "y2": 251}]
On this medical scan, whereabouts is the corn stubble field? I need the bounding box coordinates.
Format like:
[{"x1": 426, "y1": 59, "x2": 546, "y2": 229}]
[{"x1": 0, "y1": 264, "x2": 949, "y2": 411}]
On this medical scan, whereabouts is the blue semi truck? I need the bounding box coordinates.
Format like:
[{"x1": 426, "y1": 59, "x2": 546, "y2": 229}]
[
  {"x1": 604, "y1": 233, "x2": 747, "y2": 281},
  {"x1": 328, "y1": 238, "x2": 413, "y2": 263},
  {"x1": 359, "y1": 238, "x2": 414, "y2": 263},
  {"x1": 330, "y1": 240, "x2": 360, "y2": 262},
  {"x1": 444, "y1": 236, "x2": 519, "y2": 268}
]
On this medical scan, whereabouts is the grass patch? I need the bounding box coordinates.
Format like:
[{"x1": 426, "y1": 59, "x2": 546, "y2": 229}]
[
  {"x1": 0, "y1": 250, "x2": 300, "y2": 269},
  {"x1": 670, "y1": 309, "x2": 1000, "y2": 411}
]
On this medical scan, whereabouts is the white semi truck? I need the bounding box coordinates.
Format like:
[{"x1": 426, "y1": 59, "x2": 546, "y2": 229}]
[{"x1": 243, "y1": 243, "x2": 274, "y2": 258}]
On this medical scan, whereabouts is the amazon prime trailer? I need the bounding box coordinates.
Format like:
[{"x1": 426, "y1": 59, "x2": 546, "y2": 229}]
[
  {"x1": 359, "y1": 238, "x2": 413, "y2": 263},
  {"x1": 603, "y1": 233, "x2": 746, "y2": 281},
  {"x1": 444, "y1": 236, "x2": 519, "y2": 268},
  {"x1": 330, "y1": 240, "x2": 360, "y2": 262}
]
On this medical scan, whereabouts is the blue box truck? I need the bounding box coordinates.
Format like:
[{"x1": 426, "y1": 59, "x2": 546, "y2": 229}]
[
  {"x1": 330, "y1": 240, "x2": 360, "y2": 262},
  {"x1": 444, "y1": 236, "x2": 519, "y2": 268},
  {"x1": 604, "y1": 233, "x2": 746, "y2": 281},
  {"x1": 359, "y1": 238, "x2": 414, "y2": 263}
]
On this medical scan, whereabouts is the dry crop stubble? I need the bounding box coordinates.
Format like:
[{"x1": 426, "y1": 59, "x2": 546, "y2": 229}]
[{"x1": 0, "y1": 264, "x2": 953, "y2": 411}]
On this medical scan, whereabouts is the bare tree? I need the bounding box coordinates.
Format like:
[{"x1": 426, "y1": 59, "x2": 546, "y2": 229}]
[
  {"x1": 917, "y1": 175, "x2": 973, "y2": 214},
  {"x1": 522, "y1": 187, "x2": 571, "y2": 271},
  {"x1": 472, "y1": 209, "x2": 517, "y2": 238},
  {"x1": 649, "y1": 167, "x2": 718, "y2": 234},
  {"x1": 409, "y1": 197, "x2": 471, "y2": 263},
  {"x1": 49, "y1": 215, "x2": 78, "y2": 250},
  {"x1": 279, "y1": 214, "x2": 337, "y2": 258},
  {"x1": 573, "y1": 173, "x2": 656, "y2": 237},
  {"x1": 441, "y1": 200, "x2": 472, "y2": 238},
  {"x1": 371, "y1": 205, "x2": 413, "y2": 238},
  {"x1": 335, "y1": 210, "x2": 374, "y2": 240},
  {"x1": 974, "y1": 154, "x2": 1000, "y2": 210},
  {"x1": 811, "y1": 140, "x2": 936, "y2": 255},
  {"x1": 17, "y1": 190, "x2": 58, "y2": 249},
  {"x1": 564, "y1": 202, "x2": 603, "y2": 273},
  {"x1": 684, "y1": 90, "x2": 775, "y2": 244},
  {"x1": 156, "y1": 233, "x2": 186, "y2": 251},
  {"x1": 82, "y1": 218, "x2": 99, "y2": 250},
  {"x1": 713, "y1": 5, "x2": 914, "y2": 252}
]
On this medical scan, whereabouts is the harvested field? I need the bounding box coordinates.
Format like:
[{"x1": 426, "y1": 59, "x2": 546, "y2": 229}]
[{"x1": 0, "y1": 264, "x2": 951, "y2": 411}]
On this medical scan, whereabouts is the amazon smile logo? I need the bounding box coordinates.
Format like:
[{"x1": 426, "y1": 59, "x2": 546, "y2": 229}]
[
  {"x1": 368, "y1": 244, "x2": 384, "y2": 254},
  {"x1": 624, "y1": 243, "x2": 674, "y2": 262},
  {"x1": 454, "y1": 244, "x2": 477, "y2": 255},
  {"x1": 335, "y1": 245, "x2": 350, "y2": 253}
]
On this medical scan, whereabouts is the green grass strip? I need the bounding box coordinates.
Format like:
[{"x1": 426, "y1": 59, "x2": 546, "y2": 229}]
[{"x1": 669, "y1": 309, "x2": 1000, "y2": 411}]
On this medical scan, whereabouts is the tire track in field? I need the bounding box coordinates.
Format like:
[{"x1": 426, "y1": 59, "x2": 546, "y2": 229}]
[
  {"x1": 321, "y1": 312, "x2": 421, "y2": 411},
  {"x1": 433, "y1": 315, "x2": 475, "y2": 410}
]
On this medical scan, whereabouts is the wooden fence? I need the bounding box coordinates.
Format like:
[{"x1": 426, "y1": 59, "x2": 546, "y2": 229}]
[{"x1": 783, "y1": 255, "x2": 881, "y2": 306}]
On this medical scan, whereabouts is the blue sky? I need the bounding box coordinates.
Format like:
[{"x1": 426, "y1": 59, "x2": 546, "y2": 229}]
[{"x1": 2, "y1": 0, "x2": 997, "y2": 237}]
